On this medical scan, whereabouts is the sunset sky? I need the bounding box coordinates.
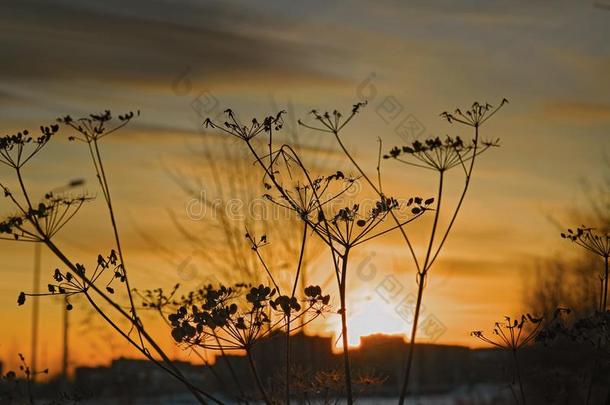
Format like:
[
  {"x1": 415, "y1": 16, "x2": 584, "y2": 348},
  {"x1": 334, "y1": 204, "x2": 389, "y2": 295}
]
[{"x1": 1, "y1": 0, "x2": 609, "y2": 375}]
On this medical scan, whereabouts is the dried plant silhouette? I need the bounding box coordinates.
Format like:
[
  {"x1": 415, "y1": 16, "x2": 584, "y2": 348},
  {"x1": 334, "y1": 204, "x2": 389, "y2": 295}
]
[
  {"x1": 136, "y1": 229, "x2": 332, "y2": 404},
  {"x1": 1, "y1": 354, "x2": 48, "y2": 404},
  {"x1": 2, "y1": 100, "x2": 513, "y2": 404},
  {"x1": 490, "y1": 190, "x2": 610, "y2": 403},
  {"x1": 168, "y1": 282, "x2": 330, "y2": 403},
  {"x1": 562, "y1": 227, "x2": 610, "y2": 311},
  {"x1": 204, "y1": 106, "x2": 431, "y2": 403},
  {"x1": 552, "y1": 225, "x2": 610, "y2": 404},
  {"x1": 526, "y1": 166, "x2": 610, "y2": 319},
  {"x1": 297, "y1": 99, "x2": 507, "y2": 402},
  {"x1": 0, "y1": 114, "x2": 223, "y2": 404},
  {"x1": 158, "y1": 113, "x2": 327, "y2": 297},
  {"x1": 139, "y1": 136, "x2": 326, "y2": 401},
  {"x1": 472, "y1": 314, "x2": 547, "y2": 405},
  {"x1": 134, "y1": 105, "x2": 333, "y2": 404}
]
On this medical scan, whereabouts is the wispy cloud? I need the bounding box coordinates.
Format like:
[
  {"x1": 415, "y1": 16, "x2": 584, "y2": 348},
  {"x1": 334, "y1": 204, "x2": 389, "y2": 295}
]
[
  {"x1": 0, "y1": 0, "x2": 347, "y2": 91},
  {"x1": 542, "y1": 101, "x2": 610, "y2": 124}
]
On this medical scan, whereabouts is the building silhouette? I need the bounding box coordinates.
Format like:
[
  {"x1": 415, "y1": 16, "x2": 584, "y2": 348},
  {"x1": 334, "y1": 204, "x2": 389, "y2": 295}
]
[{"x1": 70, "y1": 333, "x2": 507, "y2": 400}]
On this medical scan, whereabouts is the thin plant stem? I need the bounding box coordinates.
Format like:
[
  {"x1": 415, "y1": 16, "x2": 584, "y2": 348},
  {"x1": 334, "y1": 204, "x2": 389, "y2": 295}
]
[
  {"x1": 332, "y1": 131, "x2": 420, "y2": 271},
  {"x1": 242, "y1": 138, "x2": 350, "y2": 400},
  {"x1": 398, "y1": 124, "x2": 482, "y2": 404},
  {"x1": 427, "y1": 125, "x2": 480, "y2": 269},
  {"x1": 286, "y1": 316, "x2": 291, "y2": 405},
  {"x1": 398, "y1": 170, "x2": 444, "y2": 404},
  {"x1": 286, "y1": 222, "x2": 308, "y2": 405},
  {"x1": 26, "y1": 364, "x2": 34, "y2": 405},
  {"x1": 339, "y1": 249, "x2": 353, "y2": 405},
  {"x1": 214, "y1": 332, "x2": 245, "y2": 400},
  {"x1": 91, "y1": 139, "x2": 142, "y2": 343},
  {"x1": 190, "y1": 348, "x2": 228, "y2": 397},
  {"x1": 422, "y1": 171, "x2": 444, "y2": 272},
  {"x1": 247, "y1": 348, "x2": 272, "y2": 405},
  {"x1": 7, "y1": 121, "x2": 224, "y2": 404},
  {"x1": 602, "y1": 256, "x2": 608, "y2": 311},
  {"x1": 399, "y1": 271, "x2": 425, "y2": 402},
  {"x1": 331, "y1": 130, "x2": 421, "y2": 405},
  {"x1": 15, "y1": 172, "x2": 217, "y2": 404},
  {"x1": 600, "y1": 277, "x2": 604, "y2": 312},
  {"x1": 512, "y1": 350, "x2": 526, "y2": 405},
  {"x1": 509, "y1": 384, "x2": 520, "y2": 405},
  {"x1": 43, "y1": 237, "x2": 219, "y2": 404}
]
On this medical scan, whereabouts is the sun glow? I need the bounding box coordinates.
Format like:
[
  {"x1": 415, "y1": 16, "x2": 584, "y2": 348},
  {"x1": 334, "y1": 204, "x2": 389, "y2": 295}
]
[{"x1": 330, "y1": 292, "x2": 411, "y2": 350}]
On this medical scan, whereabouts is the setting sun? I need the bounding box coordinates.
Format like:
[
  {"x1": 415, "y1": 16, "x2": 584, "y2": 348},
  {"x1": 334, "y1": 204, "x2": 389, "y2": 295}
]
[
  {"x1": 1, "y1": 1, "x2": 609, "y2": 403},
  {"x1": 331, "y1": 292, "x2": 410, "y2": 349}
]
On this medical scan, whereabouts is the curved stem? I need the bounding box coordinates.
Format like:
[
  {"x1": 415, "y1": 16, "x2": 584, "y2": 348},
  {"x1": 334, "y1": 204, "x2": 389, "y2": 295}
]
[
  {"x1": 421, "y1": 171, "x2": 444, "y2": 273},
  {"x1": 92, "y1": 140, "x2": 142, "y2": 343},
  {"x1": 398, "y1": 124, "x2": 480, "y2": 403},
  {"x1": 332, "y1": 131, "x2": 420, "y2": 271},
  {"x1": 11, "y1": 131, "x2": 219, "y2": 403},
  {"x1": 398, "y1": 170, "x2": 444, "y2": 405},
  {"x1": 42, "y1": 238, "x2": 221, "y2": 404},
  {"x1": 427, "y1": 124, "x2": 480, "y2": 269}
]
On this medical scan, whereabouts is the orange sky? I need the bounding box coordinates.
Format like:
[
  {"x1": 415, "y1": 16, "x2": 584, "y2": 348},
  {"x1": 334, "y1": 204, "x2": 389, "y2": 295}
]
[{"x1": 1, "y1": 0, "x2": 610, "y2": 375}]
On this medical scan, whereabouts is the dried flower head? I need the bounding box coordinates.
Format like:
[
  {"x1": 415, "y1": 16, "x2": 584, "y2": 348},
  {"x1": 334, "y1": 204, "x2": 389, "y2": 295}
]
[
  {"x1": 440, "y1": 99, "x2": 509, "y2": 127},
  {"x1": 204, "y1": 109, "x2": 285, "y2": 141},
  {"x1": 471, "y1": 314, "x2": 543, "y2": 351},
  {"x1": 0, "y1": 125, "x2": 58, "y2": 169},
  {"x1": 0, "y1": 193, "x2": 92, "y2": 242},
  {"x1": 312, "y1": 195, "x2": 431, "y2": 248},
  {"x1": 18, "y1": 250, "x2": 124, "y2": 310},
  {"x1": 167, "y1": 283, "x2": 330, "y2": 350},
  {"x1": 384, "y1": 135, "x2": 499, "y2": 172},
  {"x1": 262, "y1": 167, "x2": 359, "y2": 219},
  {"x1": 297, "y1": 102, "x2": 367, "y2": 134},
  {"x1": 561, "y1": 226, "x2": 610, "y2": 258},
  {"x1": 58, "y1": 109, "x2": 139, "y2": 143}
]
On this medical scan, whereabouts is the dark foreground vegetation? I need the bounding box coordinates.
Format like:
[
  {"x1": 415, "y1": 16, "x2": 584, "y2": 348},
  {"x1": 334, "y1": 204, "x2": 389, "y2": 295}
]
[{"x1": 1, "y1": 101, "x2": 609, "y2": 404}]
